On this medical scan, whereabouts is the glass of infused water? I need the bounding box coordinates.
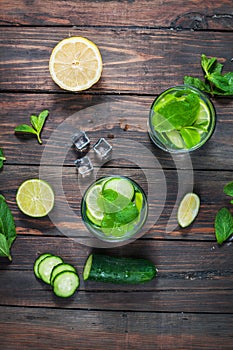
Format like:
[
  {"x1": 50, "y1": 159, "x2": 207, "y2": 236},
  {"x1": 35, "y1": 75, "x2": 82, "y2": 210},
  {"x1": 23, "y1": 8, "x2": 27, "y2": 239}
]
[
  {"x1": 148, "y1": 85, "x2": 216, "y2": 153},
  {"x1": 81, "y1": 176, "x2": 148, "y2": 242}
]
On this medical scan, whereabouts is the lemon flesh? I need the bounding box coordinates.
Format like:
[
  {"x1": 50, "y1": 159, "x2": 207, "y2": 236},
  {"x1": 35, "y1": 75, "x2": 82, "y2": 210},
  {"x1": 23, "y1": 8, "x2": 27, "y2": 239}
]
[
  {"x1": 49, "y1": 36, "x2": 102, "y2": 92},
  {"x1": 177, "y1": 193, "x2": 200, "y2": 228},
  {"x1": 16, "y1": 179, "x2": 54, "y2": 217}
]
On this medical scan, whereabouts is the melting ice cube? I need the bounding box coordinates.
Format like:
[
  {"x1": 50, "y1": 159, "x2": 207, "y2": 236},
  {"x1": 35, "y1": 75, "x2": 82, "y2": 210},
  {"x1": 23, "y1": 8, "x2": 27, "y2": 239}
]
[
  {"x1": 93, "y1": 138, "x2": 112, "y2": 160},
  {"x1": 72, "y1": 131, "x2": 90, "y2": 151},
  {"x1": 74, "y1": 156, "x2": 93, "y2": 177}
]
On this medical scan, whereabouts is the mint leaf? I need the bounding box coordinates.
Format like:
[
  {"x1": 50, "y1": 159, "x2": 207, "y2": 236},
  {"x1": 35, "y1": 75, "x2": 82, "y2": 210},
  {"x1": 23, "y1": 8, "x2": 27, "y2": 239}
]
[
  {"x1": 15, "y1": 110, "x2": 49, "y2": 144},
  {"x1": 214, "y1": 207, "x2": 233, "y2": 245},
  {"x1": 153, "y1": 91, "x2": 200, "y2": 132},
  {"x1": 0, "y1": 233, "x2": 11, "y2": 260},
  {"x1": 0, "y1": 148, "x2": 6, "y2": 169},
  {"x1": 0, "y1": 195, "x2": 16, "y2": 260},
  {"x1": 184, "y1": 54, "x2": 233, "y2": 96},
  {"x1": 184, "y1": 76, "x2": 211, "y2": 94},
  {"x1": 223, "y1": 181, "x2": 233, "y2": 198},
  {"x1": 15, "y1": 124, "x2": 37, "y2": 135},
  {"x1": 0, "y1": 195, "x2": 16, "y2": 247},
  {"x1": 180, "y1": 127, "x2": 201, "y2": 148},
  {"x1": 208, "y1": 72, "x2": 233, "y2": 95}
]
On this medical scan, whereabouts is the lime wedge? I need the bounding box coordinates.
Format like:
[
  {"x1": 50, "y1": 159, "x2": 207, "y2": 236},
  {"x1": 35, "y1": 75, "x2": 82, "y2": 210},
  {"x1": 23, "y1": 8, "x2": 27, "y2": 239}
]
[
  {"x1": 177, "y1": 193, "x2": 200, "y2": 228},
  {"x1": 193, "y1": 100, "x2": 211, "y2": 132},
  {"x1": 16, "y1": 179, "x2": 54, "y2": 217},
  {"x1": 85, "y1": 184, "x2": 104, "y2": 222}
]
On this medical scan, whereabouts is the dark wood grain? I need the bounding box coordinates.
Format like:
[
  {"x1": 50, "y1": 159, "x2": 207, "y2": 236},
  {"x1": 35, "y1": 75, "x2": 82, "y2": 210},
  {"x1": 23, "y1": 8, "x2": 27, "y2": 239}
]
[
  {"x1": 0, "y1": 307, "x2": 232, "y2": 350},
  {"x1": 1, "y1": 0, "x2": 232, "y2": 30},
  {"x1": 0, "y1": 237, "x2": 232, "y2": 313},
  {"x1": 1, "y1": 28, "x2": 233, "y2": 93},
  {"x1": 1, "y1": 94, "x2": 233, "y2": 170}
]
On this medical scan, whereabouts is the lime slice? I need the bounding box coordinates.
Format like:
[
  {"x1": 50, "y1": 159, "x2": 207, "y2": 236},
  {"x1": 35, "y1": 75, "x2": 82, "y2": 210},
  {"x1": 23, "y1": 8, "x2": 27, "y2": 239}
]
[
  {"x1": 177, "y1": 193, "x2": 200, "y2": 228},
  {"x1": 135, "y1": 192, "x2": 143, "y2": 212},
  {"x1": 103, "y1": 177, "x2": 134, "y2": 201},
  {"x1": 85, "y1": 184, "x2": 104, "y2": 222},
  {"x1": 16, "y1": 179, "x2": 54, "y2": 217},
  {"x1": 165, "y1": 129, "x2": 184, "y2": 149},
  {"x1": 193, "y1": 100, "x2": 211, "y2": 132},
  {"x1": 86, "y1": 209, "x2": 102, "y2": 226}
]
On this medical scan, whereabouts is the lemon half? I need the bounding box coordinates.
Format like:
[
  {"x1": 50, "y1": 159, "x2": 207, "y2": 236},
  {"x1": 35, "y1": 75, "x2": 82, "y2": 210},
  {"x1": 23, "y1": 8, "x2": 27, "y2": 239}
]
[{"x1": 49, "y1": 36, "x2": 102, "y2": 92}]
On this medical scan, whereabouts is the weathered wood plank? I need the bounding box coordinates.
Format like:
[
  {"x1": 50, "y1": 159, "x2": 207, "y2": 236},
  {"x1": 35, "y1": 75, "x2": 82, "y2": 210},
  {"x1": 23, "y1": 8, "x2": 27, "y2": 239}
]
[
  {"x1": 0, "y1": 28, "x2": 232, "y2": 93},
  {"x1": 0, "y1": 237, "x2": 232, "y2": 313},
  {"x1": 0, "y1": 165, "x2": 233, "y2": 241},
  {"x1": 0, "y1": 0, "x2": 232, "y2": 30},
  {"x1": 0, "y1": 307, "x2": 232, "y2": 350},
  {"x1": 1, "y1": 94, "x2": 233, "y2": 170}
]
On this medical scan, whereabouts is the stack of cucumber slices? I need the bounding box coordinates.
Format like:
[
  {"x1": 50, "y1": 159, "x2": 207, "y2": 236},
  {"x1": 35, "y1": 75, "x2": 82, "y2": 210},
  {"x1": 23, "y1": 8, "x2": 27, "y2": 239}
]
[{"x1": 34, "y1": 253, "x2": 79, "y2": 298}]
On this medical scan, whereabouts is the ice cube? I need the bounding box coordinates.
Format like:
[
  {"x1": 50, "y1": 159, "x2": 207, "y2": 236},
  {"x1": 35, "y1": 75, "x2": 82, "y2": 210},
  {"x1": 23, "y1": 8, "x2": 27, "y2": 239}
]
[
  {"x1": 74, "y1": 156, "x2": 93, "y2": 177},
  {"x1": 93, "y1": 138, "x2": 112, "y2": 160},
  {"x1": 72, "y1": 131, "x2": 90, "y2": 151}
]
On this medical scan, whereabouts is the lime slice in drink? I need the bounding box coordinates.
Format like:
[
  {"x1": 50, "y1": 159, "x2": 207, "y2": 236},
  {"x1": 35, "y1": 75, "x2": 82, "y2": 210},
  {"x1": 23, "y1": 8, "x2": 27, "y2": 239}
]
[
  {"x1": 135, "y1": 192, "x2": 143, "y2": 212},
  {"x1": 165, "y1": 129, "x2": 184, "y2": 149},
  {"x1": 193, "y1": 100, "x2": 211, "y2": 132},
  {"x1": 177, "y1": 193, "x2": 200, "y2": 228},
  {"x1": 16, "y1": 179, "x2": 54, "y2": 217},
  {"x1": 103, "y1": 177, "x2": 134, "y2": 201},
  {"x1": 85, "y1": 184, "x2": 104, "y2": 223}
]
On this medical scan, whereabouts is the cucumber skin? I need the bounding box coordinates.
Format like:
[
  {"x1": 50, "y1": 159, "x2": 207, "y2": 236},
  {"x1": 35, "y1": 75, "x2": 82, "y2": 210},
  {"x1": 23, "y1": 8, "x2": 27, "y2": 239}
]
[{"x1": 86, "y1": 254, "x2": 157, "y2": 284}]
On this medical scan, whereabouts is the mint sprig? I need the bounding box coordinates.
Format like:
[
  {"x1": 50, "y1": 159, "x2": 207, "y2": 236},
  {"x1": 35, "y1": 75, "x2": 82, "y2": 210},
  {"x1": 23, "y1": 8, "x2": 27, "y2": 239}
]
[
  {"x1": 215, "y1": 208, "x2": 233, "y2": 245},
  {"x1": 15, "y1": 109, "x2": 49, "y2": 144},
  {"x1": 0, "y1": 195, "x2": 17, "y2": 261},
  {"x1": 0, "y1": 148, "x2": 6, "y2": 169},
  {"x1": 223, "y1": 181, "x2": 233, "y2": 204},
  {"x1": 214, "y1": 181, "x2": 233, "y2": 245},
  {"x1": 184, "y1": 54, "x2": 233, "y2": 96}
]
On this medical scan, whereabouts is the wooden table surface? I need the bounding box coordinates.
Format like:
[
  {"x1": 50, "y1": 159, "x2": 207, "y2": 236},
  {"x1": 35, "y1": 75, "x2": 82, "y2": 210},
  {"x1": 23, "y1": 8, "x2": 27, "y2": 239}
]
[{"x1": 0, "y1": 1, "x2": 233, "y2": 349}]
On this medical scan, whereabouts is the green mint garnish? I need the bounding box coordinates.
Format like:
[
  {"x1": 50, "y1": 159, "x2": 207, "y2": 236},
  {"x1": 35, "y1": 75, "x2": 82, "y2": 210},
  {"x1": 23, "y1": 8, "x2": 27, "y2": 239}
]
[
  {"x1": 15, "y1": 109, "x2": 49, "y2": 144},
  {"x1": 223, "y1": 181, "x2": 233, "y2": 201},
  {"x1": 0, "y1": 195, "x2": 17, "y2": 261},
  {"x1": 0, "y1": 148, "x2": 6, "y2": 169},
  {"x1": 184, "y1": 54, "x2": 233, "y2": 96},
  {"x1": 214, "y1": 207, "x2": 233, "y2": 245}
]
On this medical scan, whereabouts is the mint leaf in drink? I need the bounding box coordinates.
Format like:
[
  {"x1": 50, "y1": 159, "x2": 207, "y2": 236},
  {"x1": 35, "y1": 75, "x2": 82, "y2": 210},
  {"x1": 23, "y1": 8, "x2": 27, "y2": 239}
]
[
  {"x1": 0, "y1": 195, "x2": 17, "y2": 260},
  {"x1": 15, "y1": 109, "x2": 49, "y2": 144},
  {"x1": 115, "y1": 202, "x2": 139, "y2": 225},
  {"x1": 180, "y1": 127, "x2": 201, "y2": 149},
  {"x1": 153, "y1": 90, "x2": 200, "y2": 132},
  {"x1": 223, "y1": 181, "x2": 233, "y2": 200},
  {"x1": 214, "y1": 207, "x2": 233, "y2": 245},
  {"x1": 0, "y1": 148, "x2": 6, "y2": 169}
]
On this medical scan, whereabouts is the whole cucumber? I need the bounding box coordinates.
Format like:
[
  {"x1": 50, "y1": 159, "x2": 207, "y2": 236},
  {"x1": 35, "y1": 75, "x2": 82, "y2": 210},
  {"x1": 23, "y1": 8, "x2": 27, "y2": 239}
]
[{"x1": 83, "y1": 253, "x2": 157, "y2": 284}]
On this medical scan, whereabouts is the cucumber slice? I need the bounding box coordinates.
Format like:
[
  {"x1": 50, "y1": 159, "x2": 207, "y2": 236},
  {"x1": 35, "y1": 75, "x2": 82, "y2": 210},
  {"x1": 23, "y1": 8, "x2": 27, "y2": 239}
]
[
  {"x1": 38, "y1": 255, "x2": 63, "y2": 284},
  {"x1": 50, "y1": 263, "x2": 77, "y2": 286},
  {"x1": 83, "y1": 253, "x2": 157, "y2": 284},
  {"x1": 53, "y1": 271, "x2": 79, "y2": 298},
  {"x1": 34, "y1": 253, "x2": 52, "y2": 279}
]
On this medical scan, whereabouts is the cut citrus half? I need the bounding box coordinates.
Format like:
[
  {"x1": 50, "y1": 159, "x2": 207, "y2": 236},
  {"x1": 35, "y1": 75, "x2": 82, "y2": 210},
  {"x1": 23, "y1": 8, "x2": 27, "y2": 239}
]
[
  {"x1": 16, "y1": 179, "x2": 55, "y2": 217},
  {"x1": 177, "y1": 193, "x2": 200, "y2": 228},
  {"x1": 49, "y1": 36, "x2": 102, "y2": 92},
  {"x1": 193, "y1": 100, "x2": 211, "y2": 132},
  {"x1": 85, "y1": 184, "x2": 104, "y2": 222}
]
